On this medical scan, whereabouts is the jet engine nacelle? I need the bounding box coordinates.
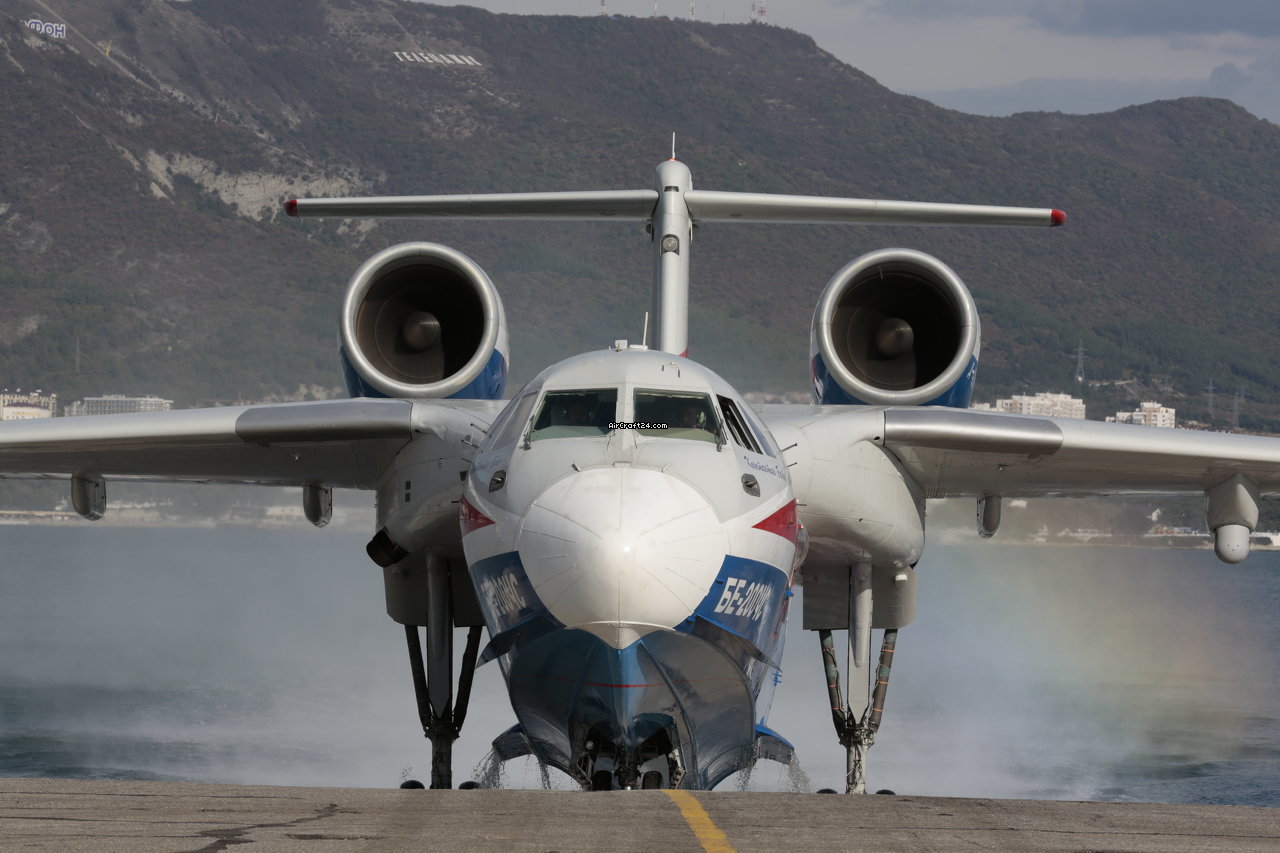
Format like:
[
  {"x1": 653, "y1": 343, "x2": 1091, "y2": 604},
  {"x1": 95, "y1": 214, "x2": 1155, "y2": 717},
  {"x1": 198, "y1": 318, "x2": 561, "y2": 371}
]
[
  {"x1": 340, "y1": 243, "x2": 508, "y2": 400},
  {"x1": 811, "y1": 248, "x2": 979, "y2": 407}
]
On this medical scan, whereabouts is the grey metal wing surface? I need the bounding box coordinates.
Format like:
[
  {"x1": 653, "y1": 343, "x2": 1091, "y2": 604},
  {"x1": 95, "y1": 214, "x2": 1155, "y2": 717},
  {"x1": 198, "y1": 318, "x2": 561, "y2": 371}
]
[
  {"x1": 760, "y1": 404, "x2": 1280, "y2": 501},
  {"x1": 879, "y1": 407, "x2": 1280, "y2": 497},
  {"x1": 0, "y1": 398, "x2": 505, "y2": 488}
]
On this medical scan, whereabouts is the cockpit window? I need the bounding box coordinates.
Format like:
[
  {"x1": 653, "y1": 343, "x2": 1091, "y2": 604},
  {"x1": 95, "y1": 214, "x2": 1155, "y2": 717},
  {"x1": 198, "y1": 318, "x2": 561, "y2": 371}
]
[
  {"x1": 488, "y1": 392, "x2": 537, "y2": 448},
  {"x1": 528, "y1": 389, "x2": 617, "y2": 441},
  {"x1": 633, "y1": 390, "x2": 720, "y2": 443},
  {"x1": 717, "y1": 395, "x2": 763, "y2": 454}
]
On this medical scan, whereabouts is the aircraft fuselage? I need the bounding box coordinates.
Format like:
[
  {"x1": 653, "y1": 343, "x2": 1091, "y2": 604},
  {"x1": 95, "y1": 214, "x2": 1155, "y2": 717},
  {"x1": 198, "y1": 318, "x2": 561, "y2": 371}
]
[{"x1": 460, "y1": 345, "x2": 800, "y2": 789}]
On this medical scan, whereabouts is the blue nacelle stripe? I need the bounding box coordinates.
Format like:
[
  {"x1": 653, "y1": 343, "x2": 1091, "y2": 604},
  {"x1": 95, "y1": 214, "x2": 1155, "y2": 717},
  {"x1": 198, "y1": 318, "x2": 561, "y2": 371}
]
[
  {"x1": 338, "y1": 347, "x2": 507, "y2": 400},
  {"x1": 451, "y1": 349, "x2": 507, "y2": 400},
  {"x1": 811, "y1": 352, "x2": 977, "y2": 408}
]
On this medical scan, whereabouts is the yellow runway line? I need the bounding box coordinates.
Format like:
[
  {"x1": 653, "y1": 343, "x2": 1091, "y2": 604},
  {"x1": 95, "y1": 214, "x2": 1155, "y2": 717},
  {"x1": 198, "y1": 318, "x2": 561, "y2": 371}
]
[{"x1": 664, "y1": 790, "x2": 738, "y2": 853}]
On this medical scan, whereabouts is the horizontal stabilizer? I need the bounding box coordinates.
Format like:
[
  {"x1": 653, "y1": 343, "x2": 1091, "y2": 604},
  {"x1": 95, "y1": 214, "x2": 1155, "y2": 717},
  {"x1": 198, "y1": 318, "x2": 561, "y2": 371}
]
[
  {"x1": 286, "y1": 185, "x2": 1062, "y2": 228},
  {"x1": 286, "y1": 190, "x2": 659, "y2": 220},
  {"x1": 684, "y1": 190, "x2": 1064, "y2": 227}
]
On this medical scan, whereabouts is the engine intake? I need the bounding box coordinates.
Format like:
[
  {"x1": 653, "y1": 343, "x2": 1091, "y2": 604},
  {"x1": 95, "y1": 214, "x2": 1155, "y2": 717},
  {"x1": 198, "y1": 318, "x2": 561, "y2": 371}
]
[
  {"x1": 341, "y1": 243, "x2": 508, "y2": 399},
  {"x1": 811, "y1": 248, "x2": 979, "y2": 407}
]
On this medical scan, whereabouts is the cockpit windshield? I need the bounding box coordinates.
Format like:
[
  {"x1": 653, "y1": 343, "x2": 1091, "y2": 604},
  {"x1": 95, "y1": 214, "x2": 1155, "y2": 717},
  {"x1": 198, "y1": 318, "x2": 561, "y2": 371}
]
[
  {"x1": 528, "y1": 389, "x2": 617, "y2": 441},
  {"x1": 633, "y1": 390, "x2": 720, "y2": 443}
]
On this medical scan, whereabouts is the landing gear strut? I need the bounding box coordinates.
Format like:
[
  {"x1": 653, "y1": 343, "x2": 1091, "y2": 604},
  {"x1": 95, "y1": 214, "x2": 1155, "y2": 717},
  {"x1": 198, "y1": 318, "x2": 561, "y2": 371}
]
[
  {"x1": 403, "y1": 555, "x2": 482, "y2": 789},
  {"x1": 820, "y1": 627, "x2": 897, "y2": 794}
]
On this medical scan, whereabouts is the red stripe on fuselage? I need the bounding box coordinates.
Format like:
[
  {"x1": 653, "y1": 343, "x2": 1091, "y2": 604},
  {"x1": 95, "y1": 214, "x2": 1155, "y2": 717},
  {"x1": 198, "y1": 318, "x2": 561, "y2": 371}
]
[{"x1": 752, "y1": 499, "x2": 798, "y2": 545}]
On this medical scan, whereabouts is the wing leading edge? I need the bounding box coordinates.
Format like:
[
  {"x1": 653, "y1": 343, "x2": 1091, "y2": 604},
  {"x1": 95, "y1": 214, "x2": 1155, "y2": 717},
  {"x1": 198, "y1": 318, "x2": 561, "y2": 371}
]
[
  {"x1": 0, "y1": 398, "x2": 504, "y2": 489},
  {"x1": 761, "y1": 404, "x2": 1280, "y2": 566},
  {"x1": 879, "y1": 407, "x2": 1280, "y2": 498},
  {"x1": 761, "y1": 404, "x2": 1280, "y2": 500}
]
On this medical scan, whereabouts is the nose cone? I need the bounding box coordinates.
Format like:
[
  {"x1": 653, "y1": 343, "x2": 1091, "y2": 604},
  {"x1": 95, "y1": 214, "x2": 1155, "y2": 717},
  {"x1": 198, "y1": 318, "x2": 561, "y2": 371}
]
[{"x1": 517, "y1": 467, "x2": 726, "y2": 647}]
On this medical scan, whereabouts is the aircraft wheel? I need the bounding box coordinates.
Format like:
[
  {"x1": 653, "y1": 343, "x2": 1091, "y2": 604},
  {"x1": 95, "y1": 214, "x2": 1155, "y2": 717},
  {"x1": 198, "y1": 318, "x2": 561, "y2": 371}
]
[
  {"x1": 459, "y1": 781, "x2": 480, "y2": 790},
  {"x1": 591, "y1": 770, "x2": 613, "y2": 791},
  {"x1": 875, "y1": 789, "x2": 896, "y2": 795},
  {"x1": 641, "y1": 771, "x2": 663, "y2": 789},
  {"x1": 816, "y1": 788, "x2": 837, "y2": 794},
  {"x1": 400, "y1": 779, "x2": 425, "y2": 789}
]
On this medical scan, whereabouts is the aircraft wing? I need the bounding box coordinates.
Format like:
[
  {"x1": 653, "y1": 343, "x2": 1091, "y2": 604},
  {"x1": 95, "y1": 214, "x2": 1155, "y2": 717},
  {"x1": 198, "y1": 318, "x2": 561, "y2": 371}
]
[
  {"x1": 760, "y1": 405, "x2": 1280, "y2": 499},
  {"x1": 0, "y1": 398, "x2": 504, "y2": 488}
]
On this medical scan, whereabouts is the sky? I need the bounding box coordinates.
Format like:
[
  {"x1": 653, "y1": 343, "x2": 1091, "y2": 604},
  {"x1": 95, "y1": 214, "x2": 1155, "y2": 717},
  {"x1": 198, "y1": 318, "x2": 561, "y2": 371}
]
[{"x1": 433, "y1": 0, "x2": 1280, "y2": 124}]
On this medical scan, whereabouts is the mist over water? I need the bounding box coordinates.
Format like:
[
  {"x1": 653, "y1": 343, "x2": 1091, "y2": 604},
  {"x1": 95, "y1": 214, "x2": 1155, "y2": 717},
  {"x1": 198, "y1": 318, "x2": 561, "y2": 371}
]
[{"x1": 1, "y1": 525, "x2": 1277, "y2": 803}]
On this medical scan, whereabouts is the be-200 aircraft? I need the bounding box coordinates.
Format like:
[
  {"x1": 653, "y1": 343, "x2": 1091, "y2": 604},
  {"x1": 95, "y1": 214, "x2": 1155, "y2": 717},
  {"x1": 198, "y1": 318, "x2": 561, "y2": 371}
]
[{"x1": 3, "y1": 157, "x2": 1280, "y2": 794}]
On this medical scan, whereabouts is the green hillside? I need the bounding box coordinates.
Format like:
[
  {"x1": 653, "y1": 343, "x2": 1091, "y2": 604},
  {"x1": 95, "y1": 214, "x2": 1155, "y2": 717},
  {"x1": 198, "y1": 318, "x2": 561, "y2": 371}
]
[{"x1": 2, "y1": 1, "x2": 1279, "y2": 428}]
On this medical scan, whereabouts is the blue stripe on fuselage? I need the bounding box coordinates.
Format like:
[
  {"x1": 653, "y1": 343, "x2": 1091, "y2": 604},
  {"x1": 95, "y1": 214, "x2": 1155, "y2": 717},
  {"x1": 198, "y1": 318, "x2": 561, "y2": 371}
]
[
  {"x1": 689, "y1": 554, "x2": 790, "y2": 668},
  {"x1": 467, "y1": 550, "x2": 552, "y2": 637}
]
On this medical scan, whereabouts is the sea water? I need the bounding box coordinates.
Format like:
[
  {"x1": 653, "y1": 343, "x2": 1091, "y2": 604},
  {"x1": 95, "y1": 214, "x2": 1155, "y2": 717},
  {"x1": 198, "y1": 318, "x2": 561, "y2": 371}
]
[{"x1": 0, "y1": 525, "x2": 1276, "y2": 803}]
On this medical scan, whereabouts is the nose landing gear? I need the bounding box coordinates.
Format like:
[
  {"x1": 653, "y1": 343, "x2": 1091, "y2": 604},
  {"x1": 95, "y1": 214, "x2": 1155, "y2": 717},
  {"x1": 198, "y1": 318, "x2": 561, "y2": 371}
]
[{"x1": 577, "y1": 725, "x2": 686, "y2": 790}]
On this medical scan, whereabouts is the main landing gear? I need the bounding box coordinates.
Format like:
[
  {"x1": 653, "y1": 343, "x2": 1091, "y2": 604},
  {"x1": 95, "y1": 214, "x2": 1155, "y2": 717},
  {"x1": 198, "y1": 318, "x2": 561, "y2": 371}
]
[
  {"x1": 398, "y1": 554, "x2": 483, "y2": 790},
  {"x1": 817, "y1": 560, "x2": 901, "y2": 794}
]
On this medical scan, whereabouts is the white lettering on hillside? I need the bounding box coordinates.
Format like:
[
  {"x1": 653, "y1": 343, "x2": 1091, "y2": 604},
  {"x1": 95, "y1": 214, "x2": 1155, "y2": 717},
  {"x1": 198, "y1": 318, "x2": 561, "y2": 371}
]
[{"x1": 392, "y1": 52, "x2": 482, "y2": 66}]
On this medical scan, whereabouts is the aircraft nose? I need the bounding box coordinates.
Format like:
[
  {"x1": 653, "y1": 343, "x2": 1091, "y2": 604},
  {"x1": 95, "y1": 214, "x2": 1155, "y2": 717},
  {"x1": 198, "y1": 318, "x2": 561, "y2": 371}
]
[{"x1": 517, "y1": 467, "x2": 727, "y2": 647}]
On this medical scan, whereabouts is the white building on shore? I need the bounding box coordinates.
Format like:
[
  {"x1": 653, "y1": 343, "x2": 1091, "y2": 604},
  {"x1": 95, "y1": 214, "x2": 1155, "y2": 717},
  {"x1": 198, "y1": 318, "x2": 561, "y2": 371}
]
[
  {"x1": 65, "y1": 394, "x2": 173, "y2": 417},
  {"x1": 1109, "y1": 401, "x2": 1176, "y2": 428},
  {"x1": 0, "y1": 390, "x2": 57, "y2": 420},
  {"x1": 973, "y1": 392, "x2": 1086, "y2": 420}
]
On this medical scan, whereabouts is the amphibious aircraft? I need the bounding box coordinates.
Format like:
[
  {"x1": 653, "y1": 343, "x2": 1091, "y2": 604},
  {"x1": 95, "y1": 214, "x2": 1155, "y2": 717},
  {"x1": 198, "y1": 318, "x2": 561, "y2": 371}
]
[{"x1": 2, "y1": 157, "x2": 1280, "y2": 794}]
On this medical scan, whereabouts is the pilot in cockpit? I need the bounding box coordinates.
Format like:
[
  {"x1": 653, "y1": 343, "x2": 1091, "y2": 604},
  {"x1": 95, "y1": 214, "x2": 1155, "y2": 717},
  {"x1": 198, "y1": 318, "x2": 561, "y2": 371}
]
[{"x1": 675, "y1": 399, "x2": 707, "y2": 433}]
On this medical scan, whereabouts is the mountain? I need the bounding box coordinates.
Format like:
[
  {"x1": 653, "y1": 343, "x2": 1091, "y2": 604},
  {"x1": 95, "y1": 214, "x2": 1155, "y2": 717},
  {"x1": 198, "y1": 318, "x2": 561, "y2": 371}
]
[{"x1": 2, "y1": 0, "x2": 1279, "y2": 427}]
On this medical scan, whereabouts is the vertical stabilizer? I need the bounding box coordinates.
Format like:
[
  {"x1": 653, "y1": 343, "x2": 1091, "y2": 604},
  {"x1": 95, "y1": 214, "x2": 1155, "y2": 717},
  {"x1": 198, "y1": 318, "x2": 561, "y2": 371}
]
[{"x1": 651, "y1": 159, "x2": 693, "y2": 356}]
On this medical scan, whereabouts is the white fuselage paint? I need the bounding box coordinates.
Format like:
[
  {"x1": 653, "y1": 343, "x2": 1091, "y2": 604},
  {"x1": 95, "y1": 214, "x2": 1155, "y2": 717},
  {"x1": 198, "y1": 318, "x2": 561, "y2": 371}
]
[{"x1": 461, "y1": 348, "x2": 797, "y2": 646}]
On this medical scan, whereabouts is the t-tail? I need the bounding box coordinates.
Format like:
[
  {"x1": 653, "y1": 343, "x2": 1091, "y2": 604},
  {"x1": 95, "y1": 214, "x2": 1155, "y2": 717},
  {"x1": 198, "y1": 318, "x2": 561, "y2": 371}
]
[{"x1": 286, "y1": 159, "x2": 1063, "y2": 408}]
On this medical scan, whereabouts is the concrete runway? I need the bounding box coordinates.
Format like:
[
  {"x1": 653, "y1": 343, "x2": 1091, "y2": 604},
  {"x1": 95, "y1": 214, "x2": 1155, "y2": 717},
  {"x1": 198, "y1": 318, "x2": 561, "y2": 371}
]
[{"x1": 2, "y1": 777, "x2": 1277, "y2": 852}]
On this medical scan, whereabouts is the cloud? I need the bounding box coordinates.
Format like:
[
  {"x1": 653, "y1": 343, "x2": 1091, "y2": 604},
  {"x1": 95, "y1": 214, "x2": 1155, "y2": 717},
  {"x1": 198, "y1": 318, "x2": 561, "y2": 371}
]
[
  {"x1": 858, "y1": 0, "x2": 1280, "y2": 38},
  {"x1": 913, "y1": 77, "x2": 1207, "y2": 118},
  {"x1": 913, "y1": 59, "x2": 1280, "y2": 124}
]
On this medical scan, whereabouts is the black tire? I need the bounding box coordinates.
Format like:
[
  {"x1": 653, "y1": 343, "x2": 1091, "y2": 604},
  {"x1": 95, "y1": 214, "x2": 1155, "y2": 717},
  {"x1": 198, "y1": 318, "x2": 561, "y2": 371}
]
[
  {"x1": 816, "y1": 788, "x2": 837, "y2": 794},
  {"x1": 400, "y1": 779, "x2": 425, "y2": 789},
  {"x1": 641, "y1": 771, "x2": 663, "y2": 789},
  {"x1": 458, "y1": 781, "x2": 480, "y2": 790},
  {"x1": 591, "y1": 770, "x2": 613, "y2": 791}
]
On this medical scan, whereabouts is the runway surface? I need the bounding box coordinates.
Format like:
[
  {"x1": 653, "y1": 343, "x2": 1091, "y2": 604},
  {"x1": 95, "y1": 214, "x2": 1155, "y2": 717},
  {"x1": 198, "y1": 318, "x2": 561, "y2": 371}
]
[{"x1": 2, "y1": 778, "x2": 1278, "y2": 852}]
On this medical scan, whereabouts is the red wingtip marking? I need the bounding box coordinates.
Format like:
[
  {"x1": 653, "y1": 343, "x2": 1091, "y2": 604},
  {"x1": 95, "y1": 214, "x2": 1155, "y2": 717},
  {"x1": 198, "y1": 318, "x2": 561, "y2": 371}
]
[
  {"x1": 284, "y1": 199, "x2": 299, "y2": 217},
  {"x1": 1050, "y1": 209, "x2": 1067, "y2": 227}
]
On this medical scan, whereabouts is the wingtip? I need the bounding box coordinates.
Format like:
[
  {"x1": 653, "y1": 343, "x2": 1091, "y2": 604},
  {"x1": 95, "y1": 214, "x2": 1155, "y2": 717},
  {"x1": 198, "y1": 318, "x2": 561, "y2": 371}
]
[
  {"x1": 1051, "y1": 209, "x2": 1067, "y2": 227},
  {"x1": 284, "y1": 199, "x2": 299, "y2": 217}
]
